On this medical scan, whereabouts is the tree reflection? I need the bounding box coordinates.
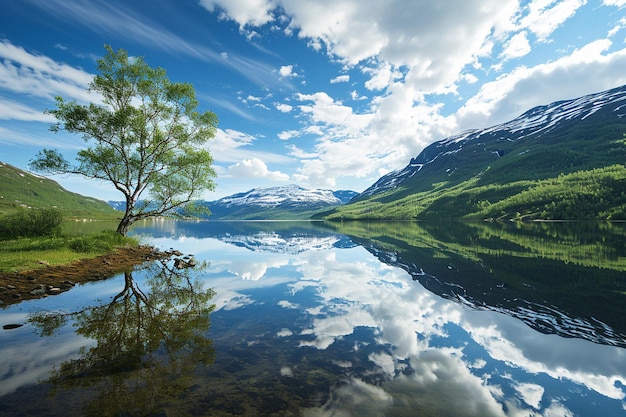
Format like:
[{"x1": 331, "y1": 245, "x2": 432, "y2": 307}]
[{"x1": 28, "y1": 259, "x2": 215, "y2": 417}]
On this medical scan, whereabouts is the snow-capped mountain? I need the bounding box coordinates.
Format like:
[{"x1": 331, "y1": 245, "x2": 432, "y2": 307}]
[
  {"x1": 108, "y1": 185, "x2": 358, "y2": 219},
  {"x1": 195, "y1": 185, "x2": 358, "y2": 220},
  {"x1": 358, "y1": 84, "x2": 626, "y2": 199},
  {"x1": 216, "y1": 184, "x2": 354, "y2": 207}
]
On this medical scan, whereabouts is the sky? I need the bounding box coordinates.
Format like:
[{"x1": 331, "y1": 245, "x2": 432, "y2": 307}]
[{"x1": 1, "y1": 0, "x2": 626, "y2": 201}]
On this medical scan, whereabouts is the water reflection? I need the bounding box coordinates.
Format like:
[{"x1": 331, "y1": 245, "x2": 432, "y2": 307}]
[
  {"x1": 321, "y1": 221, "x2": 626, "y2": 347},
  {"x1": 1, "y1": 220, "x2": 625, "y2": 416},
  {"x1": 2, "y1": 259, "x2": 214, "y2": 416}
]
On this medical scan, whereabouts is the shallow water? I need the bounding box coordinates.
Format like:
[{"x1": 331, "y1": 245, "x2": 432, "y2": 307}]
[{"x1": 1, "y1": 220, "x2": 625, "y2": 416}]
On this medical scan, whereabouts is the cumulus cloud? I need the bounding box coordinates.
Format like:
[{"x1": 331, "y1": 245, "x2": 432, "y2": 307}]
[
  {"x1": 279, "y1": 64, "x2": 298, "y2": 78},
  {"x1": 456, "y1": 38, "x2": 626, "y2": 129},
  {"x1": 275, "y1": 102, "x2": 293, "y2": 112},
  {"x1": 500, "y1": 31, "x2": 532, "y2": 60},
  {"x1": 278, "y1": 129, "x2": 299, "y2": 140},
  {"x1": 229, "y1": 157, "x2": 290, "y2": 181},
  {"x1": 194, "y1": 0, "x2": 624, "y2": 193},
  {"x1": 201, "y1": 0, "x2": 520, "y2": 92},
  {"x1": 210, "y1": 128, "x2": 294, "y2": 168},
  {"x1": 330, "y1": 74, "x2": 349, "y2": 83}
]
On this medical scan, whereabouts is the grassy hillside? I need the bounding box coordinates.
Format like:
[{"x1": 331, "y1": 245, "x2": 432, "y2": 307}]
[
  {"x1": 0, "y1": 162, "x2": 120, "y2": 219},
  {"x1": 324, "y1": 164, "x2": 626, "y2": 221},
  {"x1": 324, "y1": 103, "x2": 626, "y2": 221}
]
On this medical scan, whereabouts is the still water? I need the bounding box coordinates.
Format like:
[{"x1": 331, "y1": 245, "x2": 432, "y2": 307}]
[{"x1": 1, "y1": 220, "x2": 625, "y2": 416}]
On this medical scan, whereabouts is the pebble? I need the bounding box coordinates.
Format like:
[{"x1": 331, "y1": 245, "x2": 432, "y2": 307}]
[{"x1": 30, "y1": 285, "x2": 47, "y2": 296}]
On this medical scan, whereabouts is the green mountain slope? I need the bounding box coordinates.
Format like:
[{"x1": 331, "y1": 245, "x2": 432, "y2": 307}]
[
  {"x1": 0, "y1": 162, "x2": 119, "y2": 218},
  {"x1": 324, "y1": 85, "x2": 626, "y2": 220}
]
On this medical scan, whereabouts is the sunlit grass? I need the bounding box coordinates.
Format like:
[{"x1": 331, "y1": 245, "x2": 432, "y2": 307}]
[{"x1": 0, "y1": 231, "x2": 138, "y2": 273}]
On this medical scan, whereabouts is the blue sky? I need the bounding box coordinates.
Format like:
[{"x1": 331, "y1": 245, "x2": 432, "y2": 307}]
[{"x1": 1, "y1": 0, "x2": 626, "y2": 201}]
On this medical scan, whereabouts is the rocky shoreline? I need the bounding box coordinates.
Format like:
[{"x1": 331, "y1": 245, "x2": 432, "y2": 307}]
[{"x1": 0, "y1": 245, "x2": 172, "y2": 307}]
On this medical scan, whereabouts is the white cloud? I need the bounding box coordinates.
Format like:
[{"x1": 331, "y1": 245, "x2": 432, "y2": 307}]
[
  {"x1": 192, "y1": 0, "x2": 626, "y2": 194},
  {"x1": 350, "y1": 90, "x2": 367, "y2": 100},
  {"x1": 603, "y1": 0, "x2": 626, "y2": 5},
  {"x1": 279, "y1": 64, "x2": 298, "y2": 77},
  {"x1": 330, "y1": 74, "x2": 349, "y2": 83},
  {"x1": 608, "y1": 17, "x2": 626, "y2": 37},
  {"x1": 521, "y1": 0, "x2": 587, "y2": 41},
  {"x1": 198, "y1": 0, "x2": 275, "y2": 28},
  {"x1": 278, "y1": 129, "x2": 299, "y2": 140},
  {"x1": 501, "y1": 31, "x2": 532, "y2": 60},
  {"x1": 228, "y1": 157, "x2": 290, "y2": 181},
  {"x1": 456, "y1": 38, "x2": 626, "y2": 130},
  {"x1": 0, "y1": 126, "x2": 71, "y2": 148},
  {"x1": 0, "y1": 40, "x2": 94, "y2": 102},
  {"x1": 205, "y1": 0, "x2": 520, "y2": 93},
  {"x1": 275, "y1": 102, "x2": 293, "y2": 112},
  {"x1": 210, "y1": 128, "x2": 293, "y2": 168},
  {"x1": 0, "y1": 98, "x2": 55, "y2": 122},
  {"x1": 362, "y1": 62, "x2": 403, "y2": 91}
]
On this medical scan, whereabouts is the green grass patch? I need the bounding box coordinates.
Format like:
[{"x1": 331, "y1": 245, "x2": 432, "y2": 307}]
[{"x1": 0, "y1": 230, "x2": 138, "y2": 273}]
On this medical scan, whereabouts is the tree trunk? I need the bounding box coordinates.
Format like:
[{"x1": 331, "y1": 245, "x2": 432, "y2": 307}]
[{"x1": 116, "y1": 216, "x2": 132, "y2": 236}]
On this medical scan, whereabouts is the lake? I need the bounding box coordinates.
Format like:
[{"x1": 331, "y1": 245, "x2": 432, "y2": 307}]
[{"x1": 1, "y1": 220, "x2": 625, "y2": 416}]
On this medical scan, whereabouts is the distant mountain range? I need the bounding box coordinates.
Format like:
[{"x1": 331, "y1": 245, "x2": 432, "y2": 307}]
[
  {"x1": 110, "y1": 185, "x2": 358, "y2": 220},
  {"x1": 324, "y1": 84, "x2": 626, "y2": 220}
]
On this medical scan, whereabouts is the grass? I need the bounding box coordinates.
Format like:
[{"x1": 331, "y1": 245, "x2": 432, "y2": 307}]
[
  {"x1": 0, "y1": 230, "x2": 138, "y2": 273},
  {"x1": 0, "y1": 161, "x2": 120, "y2": 219},
  {"x1": 325, "y1": 164, "x2": 626, "y2": 221}
]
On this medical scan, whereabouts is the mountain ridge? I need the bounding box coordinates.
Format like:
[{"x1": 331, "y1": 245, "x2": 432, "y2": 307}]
[
  {"x1": 193, "y1": 185, "x2": 358, "y2": 220},
  {"x1": 0, "y1": 161, "x2": 118, "y2": 218},
  {"x1": 324, "y1": 84, "x2": 626, "y2": 220},
  {"x1": 109, "y1": 184, "x2": 358, "y2": 220}
]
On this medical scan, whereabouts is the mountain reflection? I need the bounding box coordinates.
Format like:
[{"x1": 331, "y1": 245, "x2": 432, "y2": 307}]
[
  {"x1": 26, "y1": 260, "x2": 215, "y2": 417},
  {"x1": 322, "y1": 220, "x2": 626, "y2": 347},
  {"x1": 131, "y1": 219, "x2": 357, "y2": 253},
  {"x1": 4, "y1": 220, "x2": 625, "y2": 416}
]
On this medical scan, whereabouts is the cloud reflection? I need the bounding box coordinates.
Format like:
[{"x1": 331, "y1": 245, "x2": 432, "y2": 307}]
[
  {"x1": 277, "y1": 243, "x2": 626, "y2": 415},
  {"x1": 148, "y1": 224, "x2": 626, "y2": 415}
]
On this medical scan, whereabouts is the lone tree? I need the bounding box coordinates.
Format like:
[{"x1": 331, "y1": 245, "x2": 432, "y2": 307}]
[{"x1": 30, "y1": 45, "x2": 218, "y2": 235}]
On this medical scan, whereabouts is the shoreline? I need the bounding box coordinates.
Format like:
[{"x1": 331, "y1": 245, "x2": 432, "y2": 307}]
[{"x1": 0, "y1": 245, "x2": 171, "y2": 307}]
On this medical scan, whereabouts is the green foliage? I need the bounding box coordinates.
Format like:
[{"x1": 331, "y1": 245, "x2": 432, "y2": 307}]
[
  {"x1": 327, "y1": 165, "x2": 626, "y2": 221},
  {"x1": 0, "y1": 208, "x2": 63, "y2": 239},
  {"x1": 475, "y1": 165, "x2": 626, "y2": 220},
  {"x1": 67, "y1": 230, "x2": 138, "y2": 253},
  {"x1": 30, "y1": 45, "x2": 218, "y2": 235}
]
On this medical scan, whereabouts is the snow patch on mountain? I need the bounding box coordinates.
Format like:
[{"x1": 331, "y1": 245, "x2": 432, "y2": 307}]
[
  {"x1": 216, "y1": 184, "x2": 355, "y2": 207},
  {"x1": 360, "y1": 84, "x2": 626, "y2": 198}
]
